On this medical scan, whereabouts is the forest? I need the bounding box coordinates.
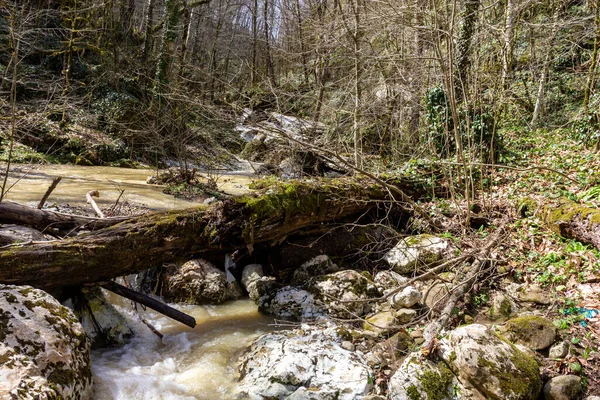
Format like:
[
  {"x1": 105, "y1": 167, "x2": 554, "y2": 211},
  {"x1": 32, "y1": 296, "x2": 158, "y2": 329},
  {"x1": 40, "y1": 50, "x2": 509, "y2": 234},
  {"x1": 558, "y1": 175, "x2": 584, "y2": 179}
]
[{"x1": 1, "y1": 0, "x2": 600, "y2": 399}]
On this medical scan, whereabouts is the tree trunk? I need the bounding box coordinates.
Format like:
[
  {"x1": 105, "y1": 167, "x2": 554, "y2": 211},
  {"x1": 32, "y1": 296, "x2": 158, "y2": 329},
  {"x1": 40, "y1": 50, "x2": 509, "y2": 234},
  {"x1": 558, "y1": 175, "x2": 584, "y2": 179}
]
[
  {"x1": 142, "y1": 0, "x2": 156, "y2": 61},
  {"x1": 542, "y1": 198, "x2": 600, "y2": 252},
  {"x1": 0, "y1": 178, "x2": 428, "y2": 291},
  {"x1": 454, "y1": 0, "x2": 480, "y2": 102}
]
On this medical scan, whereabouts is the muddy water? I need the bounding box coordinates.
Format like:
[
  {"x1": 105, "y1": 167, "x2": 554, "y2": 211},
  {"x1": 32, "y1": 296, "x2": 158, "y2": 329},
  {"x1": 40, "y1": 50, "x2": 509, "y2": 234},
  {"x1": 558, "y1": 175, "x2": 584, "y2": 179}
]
[
  {"x1": 3, "y1": 164, "x2": 255, "y2": 211},
  {"x1": 92, "y1": 299, "x2": 277, "y2": 400}
]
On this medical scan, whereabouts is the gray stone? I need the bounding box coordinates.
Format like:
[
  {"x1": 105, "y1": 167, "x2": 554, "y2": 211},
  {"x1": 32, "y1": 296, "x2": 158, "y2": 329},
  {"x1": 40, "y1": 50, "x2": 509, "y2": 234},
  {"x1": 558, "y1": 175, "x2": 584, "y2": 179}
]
[
  {"x1": 238, "y1": 327, "x2": 372, "y2": 400},
  {"x1": 390, "y1": 324, "x2": 543, "y2": 400},
  {"x1": 241, "y1": 264, "x2": 264, "y2": 289},
  {"x1": 374, "y1": 270, "x2": 408, "y2": 296},
  {"x1": 543, "y1": 375, "x2": 582, "y2": 400},
  {"x1": 246, "y1": 276, "x2": 278, "y2": 302},
  {"x1": 161, "y1": 259, "x2": 242, "y2": 304},
  {"x1": 292, "y1": 255, "x2": 339, "y2": 285},
  {"x1": 549, "y1": 341, "x2": 569, "y2": 359},
  {"x1": 66, "y1": 286, "x2": 133, "y2": 348},
  {"x1": 504, "y1": 315, "x2": 557, "y2": 350},
  {"x1": 395, "y1": 308, "x2": 417, "y2": 324},
  {"x1": 491, "y1": 292, "x2": 519, "y2": 320},
  {"x1": 390, "y1": 286, "x2": 421, "y2": 309},
  {"x1": 0, "y1": 285, "x2": 92, "y2": 399},
  {"x1": 364, "y1": 311, "x2": 397, "y2": 336},
  {"x1": 384, "y1": 234, "x2": 452, "y2": 273},
  {"x1": 310, "y1": 270, "x2": 379, "y2": 318},
  {"x1": 258, "y1": 286, "x2": 324, "y2": 321}
]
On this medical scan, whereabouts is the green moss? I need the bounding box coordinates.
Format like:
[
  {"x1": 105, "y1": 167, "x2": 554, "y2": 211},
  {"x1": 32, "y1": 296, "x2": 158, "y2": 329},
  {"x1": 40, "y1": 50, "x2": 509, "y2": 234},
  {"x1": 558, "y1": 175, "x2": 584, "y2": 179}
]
[
  {"x1": 407, "y1": 384, "x2": 422, "y2": 400},
  {"x1": 416, "y1": 362, "x2": 454, "y2": 400},
  {"x1": 517, "y1": 197, "x2": 538, "y2": 217},
  {"x1": 544, "y1": 199, "x2": 600, "y2": 234}
]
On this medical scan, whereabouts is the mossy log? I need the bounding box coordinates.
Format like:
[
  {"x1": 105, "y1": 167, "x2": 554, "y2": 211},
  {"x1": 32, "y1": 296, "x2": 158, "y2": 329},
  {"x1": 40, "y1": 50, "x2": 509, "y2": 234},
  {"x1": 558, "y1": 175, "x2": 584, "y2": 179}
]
[
  {"x1": 542, "y1": 198, "x2": 600, "y2": 250},
  {"x1": 0, "y1": 177, "x2": 420, "y2": 291}
]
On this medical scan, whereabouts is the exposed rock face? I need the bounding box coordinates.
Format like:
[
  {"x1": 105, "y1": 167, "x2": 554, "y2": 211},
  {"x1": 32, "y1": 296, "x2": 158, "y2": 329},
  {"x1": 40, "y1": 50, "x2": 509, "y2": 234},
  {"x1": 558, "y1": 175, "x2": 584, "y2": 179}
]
[
  {"x1": 66, "y1": 287, "x2": 133, "y2": 348},
  {"x1": 543, "y1": 375, "x2": 582, "y2": 400},
  {"x1": 384, "y1": 234, "x2": 452, "y2": 273},
  {"x1": 238, "y1": 327, "x2": 372, "y2": 400},
  {"x1": 292, "y1": 255, "x2": 340, "y2": 285},
  {"x1": 310, "y1": 270, "x2": 380, "y2": 318},
  {"x1": 161, "y1": 259, "x2": 242, "y2": 304},
  {"x1": 0, "y1": 285, "x2": 92, "y2": 399},
  {"x1": 503, "y1": 315, "x2": 557, "y2": 350},
  {"x1": 258, "y1": 286, "x2": 324, "y2": 321},
  {"x1": 389, "y1": 324, "x2": 542, "y2": 400}
]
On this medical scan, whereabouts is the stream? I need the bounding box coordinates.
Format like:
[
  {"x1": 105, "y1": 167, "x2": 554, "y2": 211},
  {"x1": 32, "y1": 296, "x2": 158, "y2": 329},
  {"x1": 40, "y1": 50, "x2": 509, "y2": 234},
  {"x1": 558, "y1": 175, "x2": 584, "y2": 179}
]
[
  {"x1": 3, "y1": 164, "x2": 272, "y2": 399},
  {"x1": 92, "y1": 298, "x2": 277, "y2": 400}
]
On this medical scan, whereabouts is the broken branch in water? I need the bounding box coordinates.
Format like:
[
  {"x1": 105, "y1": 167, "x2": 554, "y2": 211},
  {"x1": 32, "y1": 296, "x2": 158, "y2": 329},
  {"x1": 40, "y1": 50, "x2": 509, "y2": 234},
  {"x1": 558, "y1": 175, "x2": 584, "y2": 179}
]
[{"x1": 37, "y1": 176, "x2": 62, "y2": 209}]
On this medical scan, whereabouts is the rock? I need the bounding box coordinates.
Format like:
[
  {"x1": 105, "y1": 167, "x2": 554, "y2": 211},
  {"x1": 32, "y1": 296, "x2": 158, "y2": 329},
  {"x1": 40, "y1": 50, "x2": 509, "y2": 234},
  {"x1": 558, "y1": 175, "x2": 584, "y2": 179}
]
[
  {"x1": 0, "y1": 285, "x2": 92, "y2": 399},
  {"x1": 310, "y1": 270, "x2": 380, "y2": 318},
  {"x1": 490, "y1": 292, "x2": 519, "y2": 320},
  {"x1": 395, "y1": 308, "x2": 418, "y2": 324},
  {"x1": 246, "y1": 276, "x2": 278, "y2": 302},
  {"x1": 388, "y1": 353, "x2": 460, "y2": 400},
  {"x1": 549, "y1": 341, "x2": 569, "y2": 359},
  {"x1": 384, "y1": 234, "x2": 452, "y2": 274},
  {"x1": 292, "y1": 255, "x2": 340, "y2": 285},
  {"x1": 440, "y1": 324, "x2": 542, "y2": 400},
  {"x1": 241, "y1": 264, "x2": 264, "y2": 289},
  {"x1": 508, "y1": 283, "x2": 552, "y2": 305},
  {"x1": 238, "y1": 327, "x2": 372, "y2": 399},
  {"x1": 370, "y1": 331, "x2": 412, "y2": 364},
  {"x1": 422, "y1": 281, "x2": 451, "y2": 311},
  {"x1": 390, "y1": 286, "x2": 421, "y2": 309},
  {"x1": 258, "y1": 286, "x2": 324, "y2": 321},
  {"x1": 280, "y1": 157, "x2": 303, "y2": 179},
  {"x1": 390, "y1": 324, "x2": 543, "y2": 400},
  {"x1": 504, "y1": 315, "x2": 557, "y2": 350},
  {"x1": 161, "y1": 259, "x2": 242, "y2": 304},
  {"x1": 543, "y1": 375, "x2": 582, "y2": 400},
  {"x1": 585, "y1": 397, "x2": 600, "y2": 400},
  {"x1": 65, "y1": 287, "x2": 133, "y2": 348},
  {"x1": 364, "y1": 311, "x2": 397, "y2": 336},
  {"x1": 374, "y1": 270, "x2": 408, "y2": 296}
]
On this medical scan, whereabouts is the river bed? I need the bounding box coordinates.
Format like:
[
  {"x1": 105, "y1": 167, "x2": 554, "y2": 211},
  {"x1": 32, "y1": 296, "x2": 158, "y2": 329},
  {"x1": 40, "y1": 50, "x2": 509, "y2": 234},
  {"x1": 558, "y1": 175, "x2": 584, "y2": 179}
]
[
  {"x1": 92, "y1": 299, "x2": 277, "y2": 400},
  {"x1": 3, "y1": 164, "x2": 255, "y2": 211}
]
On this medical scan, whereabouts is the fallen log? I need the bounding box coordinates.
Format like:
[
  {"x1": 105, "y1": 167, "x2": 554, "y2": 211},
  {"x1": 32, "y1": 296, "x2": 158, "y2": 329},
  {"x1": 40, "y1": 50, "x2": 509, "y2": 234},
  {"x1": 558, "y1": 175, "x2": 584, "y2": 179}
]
[
  {"x1": 542, "y1": 198, "x2": 600, "y2": 251},
  {"x1": 0, "y1": 201, "x2": 129, "y2": 232},
  {"x1": 0, "y1": 177, "x2": 421, "y2": 291}
]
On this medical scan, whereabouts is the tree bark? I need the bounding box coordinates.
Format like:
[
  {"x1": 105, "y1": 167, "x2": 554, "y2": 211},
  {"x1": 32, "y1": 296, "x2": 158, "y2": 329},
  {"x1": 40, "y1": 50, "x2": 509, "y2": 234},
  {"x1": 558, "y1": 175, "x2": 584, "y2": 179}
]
[
  {"x1": 0, "y1": 178, "x2": 427, "y2": 291},
  {"x1": 542, "y1": 198, "x2": 600, "y2": 252}
]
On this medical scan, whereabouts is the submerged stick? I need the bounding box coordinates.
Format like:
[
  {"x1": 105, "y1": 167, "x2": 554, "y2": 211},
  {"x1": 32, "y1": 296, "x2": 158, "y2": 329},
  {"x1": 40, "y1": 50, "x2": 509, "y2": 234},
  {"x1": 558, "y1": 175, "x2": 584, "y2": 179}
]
[
  {"x1": 37, "y1": 177, "x2": 62, "y2": 209},
  {"x1": 101, "y1": 281, "x2": 196, "y2": 328}
]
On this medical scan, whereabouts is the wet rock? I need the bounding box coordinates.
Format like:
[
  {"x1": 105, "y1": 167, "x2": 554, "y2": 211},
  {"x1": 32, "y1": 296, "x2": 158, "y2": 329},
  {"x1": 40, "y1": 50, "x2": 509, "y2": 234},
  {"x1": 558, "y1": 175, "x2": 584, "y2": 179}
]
[
  {"x1": 161, "y1": 259, "x2": 242, "y2": 305},
  {"x1": 246, "y1": 276, "x2": 279, "y2": 302},
  {"x1": 292, "y1": 255, "x2": 340, "y2": 285},
  {"x1": 549, "y1": 341, "x2": 569, "y2": 359},
  {"x1": 0, "y1": 285, "x2": 92, "y2": 399},
  {"x1": 238, "y1": 327, "x2": 372, "y2": 399},
  {"x1": 241, "y1": 264, "x2": 264, "y2": 288},
  {"x1": 543, "y1": 375, "x2": 582, "y2": 400},
  {"x1": 310, "y1": 270, "x2": 380, "y2": 318},
  {"x1": 384, "y1": 234, "x2": 452, "y2": 274},
  {"x1": 258, "y1": 286, "x2": 324, "y2": 321},
  {"x1": 390, "y1": 286, "x2": 421, "y2": 309},
  {"x1": 374, "y1": 270, "x2": 408, "y2": 296},
  {"x1": 364, "y1": 311, "x2": 397, "y2": 336},
  {"x1": 389, "y1": 324, "x2": 542, "y2": 400},
  {"x1": 504, "y1": 315, "x2": 557, "y2": 350},
  {"x1": 65, "y1": 287, "x2": 133, "y2": 348}
]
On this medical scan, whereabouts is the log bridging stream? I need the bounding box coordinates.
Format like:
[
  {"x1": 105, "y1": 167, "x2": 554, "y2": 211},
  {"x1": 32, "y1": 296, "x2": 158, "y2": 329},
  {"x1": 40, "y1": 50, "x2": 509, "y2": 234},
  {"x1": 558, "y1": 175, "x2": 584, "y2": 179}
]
[{"x1": 0, "y1": 177, "x2": 428, "y2": 291}]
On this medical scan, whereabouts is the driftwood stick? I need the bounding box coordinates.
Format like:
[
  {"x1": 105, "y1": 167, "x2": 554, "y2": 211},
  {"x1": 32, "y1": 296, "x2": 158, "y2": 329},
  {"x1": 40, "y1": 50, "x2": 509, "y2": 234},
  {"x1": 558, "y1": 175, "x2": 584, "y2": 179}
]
[
  {"x1": 86, "y1": 190, "x2": 105, "y2": 218},
  {"x1": 422, "y1": 226, "x2": 506, "y2": 349},
  {"x1": 37, "y1": 177, "x2": 62, "y2": 209},
  {"x1": 101, "y1": 281, "x2": 196, "y2": 328}
]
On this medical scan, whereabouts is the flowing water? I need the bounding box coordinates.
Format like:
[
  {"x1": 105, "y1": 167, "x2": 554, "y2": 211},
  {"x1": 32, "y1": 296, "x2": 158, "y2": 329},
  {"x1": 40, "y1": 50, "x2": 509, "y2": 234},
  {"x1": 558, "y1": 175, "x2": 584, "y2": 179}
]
[
  {"x1": 3, "y1": 164, "x2": 255, "y2": 210},
  {"x1": 2, "y1": 164, "x2": 271, "y2": 399},
  {"x1": 92, "y1": 299, "x2": 277, "y2": 400}
]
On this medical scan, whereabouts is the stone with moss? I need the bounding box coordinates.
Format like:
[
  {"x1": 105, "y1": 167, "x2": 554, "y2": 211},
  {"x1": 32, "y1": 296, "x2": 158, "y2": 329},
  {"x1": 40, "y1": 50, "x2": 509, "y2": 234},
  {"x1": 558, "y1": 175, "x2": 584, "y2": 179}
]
[
  {"x1": 517, "y1": 197, "x2": 539, "y2": 218},
  {"x1": 503, "y1": 315, "x2": 557, "y2": 350},
  {"x1": 0, "y1": 284, "x2": 92, "y2": 399},
  {"x1": 439, "y1": 324, "x2": 542, "y2": 400},
  {"x1": 258, "y1": 286, "x2": 324, "y2": 321},
  {"x1": 384, "y1": 235, "x2": 453, "y2": 274},
  {"x1": 309, "y1": 270, "x2": 380, "y2": 319},
  {"x1": 363, "y1": 311, "x2": 397, "y2": 336},
  {"x1": 291, "y1": 255, "x2": 340, "y2": 285}
]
